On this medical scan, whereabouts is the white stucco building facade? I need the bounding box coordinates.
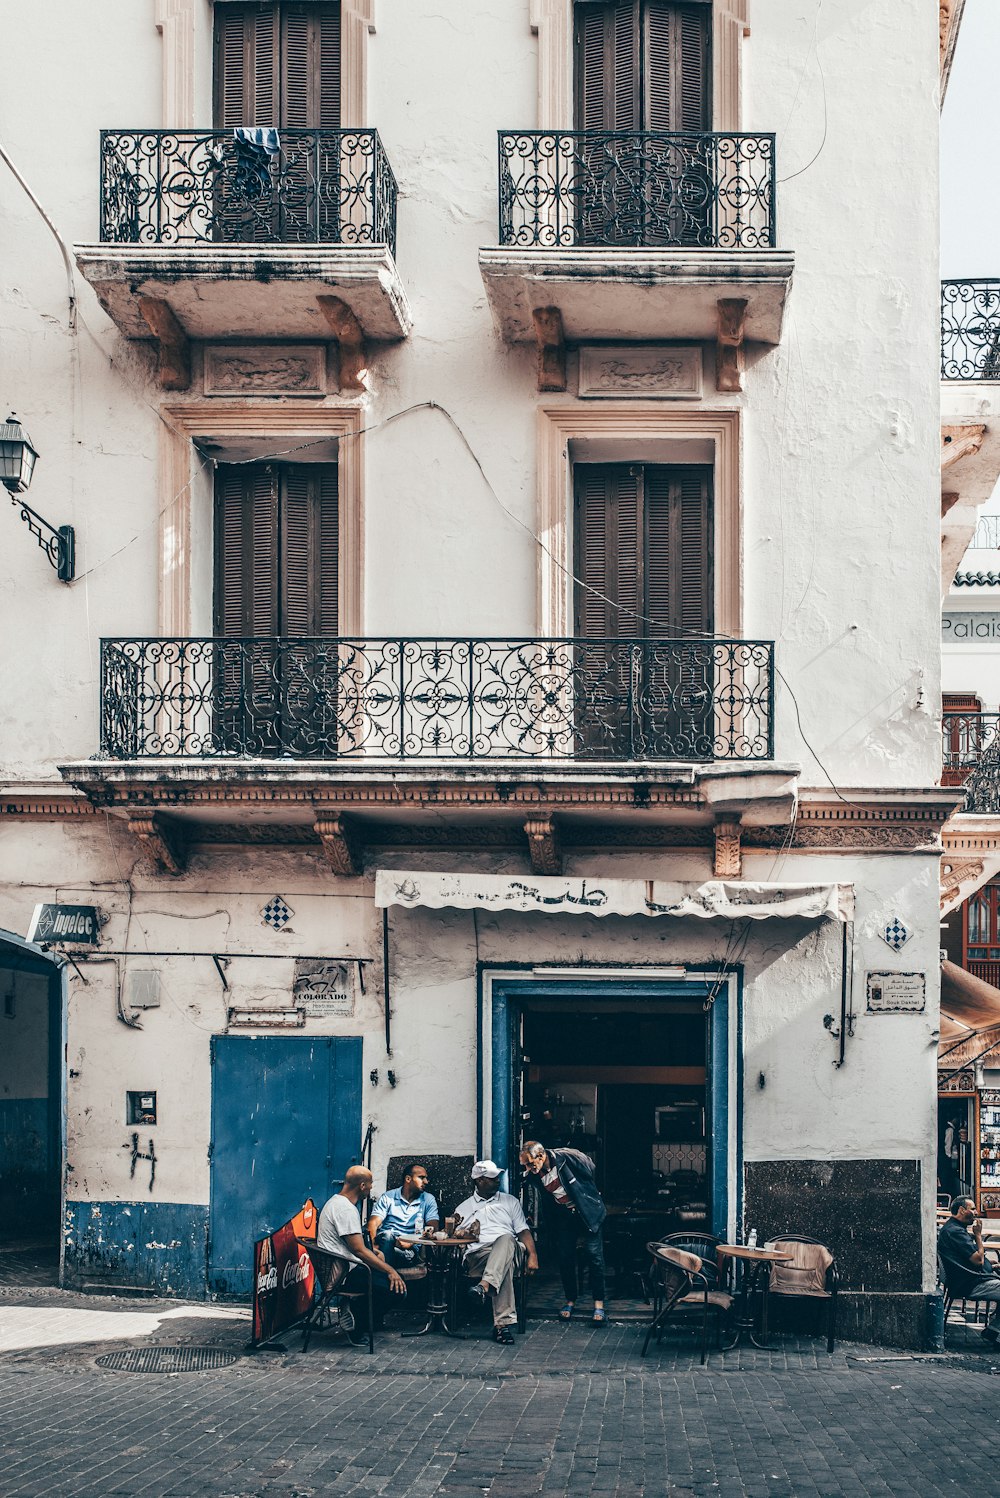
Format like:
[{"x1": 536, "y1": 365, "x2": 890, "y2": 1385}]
[{"x1": 0, "y1": 0, "x2": 958, "y2": 1344}]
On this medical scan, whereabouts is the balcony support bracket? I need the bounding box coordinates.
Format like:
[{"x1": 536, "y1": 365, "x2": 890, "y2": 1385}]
[
  {"x1": 716, "y1": 298, "x2": 747, "y2": 393},
  {"x1": 315, "y1": 812, "x2": 363, "y2": 877},
  {"x1": 137, "y1": 296, "x2": 191, "y2": 391},
  {"x1": 318, "y1": 295, "x2": 367, "y2": 392},
  {"x1": 525, "y1": 815, "x2": 563, "y2": 875},
  {"x1": 713, "y1": 815, "x2": 743, "y2": 878},
  {"x1": 532, "y1": 306, "x2": 567, "y2": 392},
  {"x1": 941, "y1": 422, "x2": 987, "y2": 472},
  {"x1": 128, "y1": 812, "x2": 187, "y2": 875}
]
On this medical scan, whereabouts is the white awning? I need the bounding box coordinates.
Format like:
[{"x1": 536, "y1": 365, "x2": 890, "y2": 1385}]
[{"x1": 375, "y1": 871, "x2": 855, "y2": 923}]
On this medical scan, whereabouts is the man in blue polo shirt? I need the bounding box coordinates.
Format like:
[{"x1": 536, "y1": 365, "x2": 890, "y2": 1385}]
[{"x1": 367, "y1": 1161, "x2": 440, "y2": 1268}]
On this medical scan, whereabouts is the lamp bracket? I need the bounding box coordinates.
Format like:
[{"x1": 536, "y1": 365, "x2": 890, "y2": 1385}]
[{"x1": 8, "y1": 494, "x2": 75, "y2": 581}]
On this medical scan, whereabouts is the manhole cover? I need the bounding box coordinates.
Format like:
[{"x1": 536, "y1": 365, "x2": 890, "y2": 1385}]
[{"x1": 95, "y1": 1345, "x2": 239, "y2": 1373}]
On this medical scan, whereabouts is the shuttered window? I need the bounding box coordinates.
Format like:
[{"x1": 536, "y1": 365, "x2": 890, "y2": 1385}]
[
  {"x1": 573, "y1": 463, "x2": 713, "y2": 639},
  {"x1": 214, "y1": 462, "x2": 339, "y2": 637},
  {"x1": 214, "y1": 2, "x2": 342, "y2": 128},
  {"x1": 575, "y1": 0, "x2": 710, "y2": 132}
]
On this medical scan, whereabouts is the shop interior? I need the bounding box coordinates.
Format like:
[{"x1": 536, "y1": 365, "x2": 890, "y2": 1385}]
[
  {"x1": 517, "y1": 994, "x2": 711, "y2": 1303},
  {"x1": 0, "y1": 937, "x2": 61, "y2": 1280}
]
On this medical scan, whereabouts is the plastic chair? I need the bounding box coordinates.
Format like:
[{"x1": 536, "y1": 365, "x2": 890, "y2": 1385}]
[
  {"x1": 296, "y1": 1239, "x2": 374, "y2": 1354},
  {"x1": 765, "y1": 1235, "x2": 839, "y2": 1353},
  {"x1": 641, "y1": 1242, "x2": 732, "y2": 1363}
]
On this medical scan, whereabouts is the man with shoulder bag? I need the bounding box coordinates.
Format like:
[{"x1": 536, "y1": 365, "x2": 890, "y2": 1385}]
[{"x1": 520, "y1": 1140, "x2": 608, "y2": 1324}]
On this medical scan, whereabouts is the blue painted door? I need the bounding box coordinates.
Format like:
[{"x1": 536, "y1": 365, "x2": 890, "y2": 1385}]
[{"x1": 209, "y1": 1035, "x2": 362, "y2": 1295}]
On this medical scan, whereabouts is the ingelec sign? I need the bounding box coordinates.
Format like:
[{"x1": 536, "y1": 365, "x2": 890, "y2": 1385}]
[{"x1": 27, "y1": 903, "x2": 101, "y2": 946}]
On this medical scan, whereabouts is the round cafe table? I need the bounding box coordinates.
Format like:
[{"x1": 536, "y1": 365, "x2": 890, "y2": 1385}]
[
  {"x1": 397, "y1": 1236, "x2": 474, "y2": 1339},
  {"x1": 717, "y1": 1244, "x2": 792, "y2": 1351}
]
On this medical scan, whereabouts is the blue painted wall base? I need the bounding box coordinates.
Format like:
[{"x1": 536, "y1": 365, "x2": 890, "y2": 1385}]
[{"x1": 64, "y1": 1201, "x2": 209, "y2": 1299}]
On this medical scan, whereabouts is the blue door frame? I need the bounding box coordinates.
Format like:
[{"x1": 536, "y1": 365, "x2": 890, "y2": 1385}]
[{"x1": 481, "y1": 973, "x2": 741, "y2": 1239}]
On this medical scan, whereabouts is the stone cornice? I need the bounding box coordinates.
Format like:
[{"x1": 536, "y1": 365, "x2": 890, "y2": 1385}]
[{"x1": 5, "y1": 776, "x2": 960, "y2": 857}]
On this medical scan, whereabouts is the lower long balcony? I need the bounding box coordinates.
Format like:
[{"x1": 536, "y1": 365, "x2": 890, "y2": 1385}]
[{"x1": 100, "y1": 636, "x2": 774, "y2": 764}]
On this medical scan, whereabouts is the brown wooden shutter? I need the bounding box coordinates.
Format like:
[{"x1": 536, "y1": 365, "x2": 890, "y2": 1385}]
[
  {"x1": 214, "y1": 2, "x2": 340, "y2": 129},
  {"x1": 279, "y1": 464, "x2": 339, "y2": 634},
  {"x1": 576, "y1": 1, "x2": 639, "y2": 131},
  {"x1": 676, "y1": 466, "x2": 712, "y2": 635},
  {"x1": 576, "y1": 463, "x2": 711, "y2": 640},
  {"x1": 644, "y1": 1, "x2": 710, "y2": 131},
  {"x1": 574, "y1": 465, "x2": 645, "y2": 637},
  {"x1": 214, "y1": 4, "x2": 280, "y2": 128},
  {"x1": 576, "y1": 1, "x2": 709, "y2": 132},
  {"x1": 214, "y1": 463, "x2": 280, "y2": 636},
  {"x1": 280, "y1": 3, "x2": 341, "y2": 128}
]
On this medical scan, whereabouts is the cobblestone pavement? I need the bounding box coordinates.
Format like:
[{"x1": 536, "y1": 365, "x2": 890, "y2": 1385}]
[{"x1": 2, "y1": 1279, "x2": 1000, "y2": 1497}]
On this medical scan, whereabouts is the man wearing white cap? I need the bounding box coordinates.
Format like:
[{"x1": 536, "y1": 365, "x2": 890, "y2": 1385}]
[{"x1": 454, "y1": 1160, "x2": 538, "y2": 1344}]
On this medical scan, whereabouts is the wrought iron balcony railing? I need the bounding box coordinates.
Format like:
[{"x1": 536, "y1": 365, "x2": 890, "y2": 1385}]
[
  {"x1": 498, "y1": 131, "x2": 776, "y2": 250},
  {"x1": 968, "y1": 515, "x2": 1000, "y2": 550},
  {"x1": 100, "y1": 128, "x2": 397, "y2": 254},
  {"x1": 942, "y1": 713, "x2": 1000, "y2": 809},
  {"x1": 100, "y1": 637, "x2": 774, "y2": 763},
  {"x1": 942, "y1": 280, "x2": 1000, "y2": 380}
]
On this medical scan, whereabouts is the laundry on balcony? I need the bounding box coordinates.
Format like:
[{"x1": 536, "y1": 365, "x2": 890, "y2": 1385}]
[{"x1": 232, "y1": 127, "x2": 281, "y2": 198}]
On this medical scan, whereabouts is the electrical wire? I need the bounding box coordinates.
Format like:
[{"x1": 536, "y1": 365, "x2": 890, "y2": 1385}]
[{"x1": 777, "y1": 0, "x2": 829, "y2": 186}]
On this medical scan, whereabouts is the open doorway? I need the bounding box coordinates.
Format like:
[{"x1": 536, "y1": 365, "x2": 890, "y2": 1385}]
[
  {"x1": 0, "y1": 934, "x2": 62, "y2": 1284},
  {"x1": 516, "y1": 990, "x2": 712, "y2": 1311}
]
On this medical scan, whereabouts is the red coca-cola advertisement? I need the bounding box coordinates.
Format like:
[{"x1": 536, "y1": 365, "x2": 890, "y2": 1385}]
[{"x1": 251, "y1": 1200, "x2": 317, "y2": 1346}]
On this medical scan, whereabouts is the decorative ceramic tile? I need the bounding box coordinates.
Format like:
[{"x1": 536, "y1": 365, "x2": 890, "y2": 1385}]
[
  {"x1": 880, "y1": 917, "x2": 912, "y2": 953},
  {"x1": 261, "y1": 896, "x2": 294, "y2": 931}
]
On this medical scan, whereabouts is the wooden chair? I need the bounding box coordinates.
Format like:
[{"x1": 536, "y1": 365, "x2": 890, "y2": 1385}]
[
  {"x1": 642, "y1": 1243, "x2": 732, "y2": 1363},
  {"x1": 296, "y1": 1239, "x2": 374, "y2": 1354},
  {"x1": 765, "y1": 1235, "x2": 839, "y2": 1353}
]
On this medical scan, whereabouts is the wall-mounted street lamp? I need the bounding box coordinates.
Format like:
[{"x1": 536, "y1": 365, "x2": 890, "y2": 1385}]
[{"x1": 0, "y1": 413, "x2": 75, "y2": 582}]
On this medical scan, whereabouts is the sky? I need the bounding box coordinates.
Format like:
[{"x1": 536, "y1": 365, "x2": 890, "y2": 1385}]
[{"x1": 941, "y1": 0, "x2": 1000, "y2": 275}]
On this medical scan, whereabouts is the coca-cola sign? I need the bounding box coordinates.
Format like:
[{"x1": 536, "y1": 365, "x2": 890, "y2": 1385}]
[{"x1": 251, "y1": 1201, "x2": 317, "y2": 1347}]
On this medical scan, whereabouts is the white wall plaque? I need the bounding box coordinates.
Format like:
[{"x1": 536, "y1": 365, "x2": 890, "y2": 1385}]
[
  {"x1": 579, "y1": 345, "x2": 702, "y2": 399},
  {"x1": 293, "y1": 959, "x2": 356, "y2": 1018},
  {"x1": 866, "y1": 972, "x2": 926, "y2": 1014},
  {"x1": 204, "y1": 345, "x2": 327, "y2": 397}
]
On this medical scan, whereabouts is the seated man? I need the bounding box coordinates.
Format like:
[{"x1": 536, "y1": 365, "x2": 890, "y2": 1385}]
[
  {"x1": 316, "y1": 1165, "x2": 406, "y2": 1328},
  {"x1": 367, "y1": 1160, "x2": 440, "y2": 1268},
  {"x1": 454, "y1": 1159, "x2": 538, "y2": 1345},
  {"x1": 938, "y1": 1194, "x2": 1000, "y2": 1345}
]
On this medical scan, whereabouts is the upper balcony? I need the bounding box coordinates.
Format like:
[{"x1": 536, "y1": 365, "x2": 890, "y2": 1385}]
[
  {"x1": 74, "y1": 128, "x2": 410, "y2": 389},
  {"x1": 940, "y1": 281, "x2": 1000, "y2": 594},
  {"x1": 479, "y1": 130, "x2": 795, "y2": 392},
  {"x1": 60, "y1": 636, "x2": 795, "y2": 876}
]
